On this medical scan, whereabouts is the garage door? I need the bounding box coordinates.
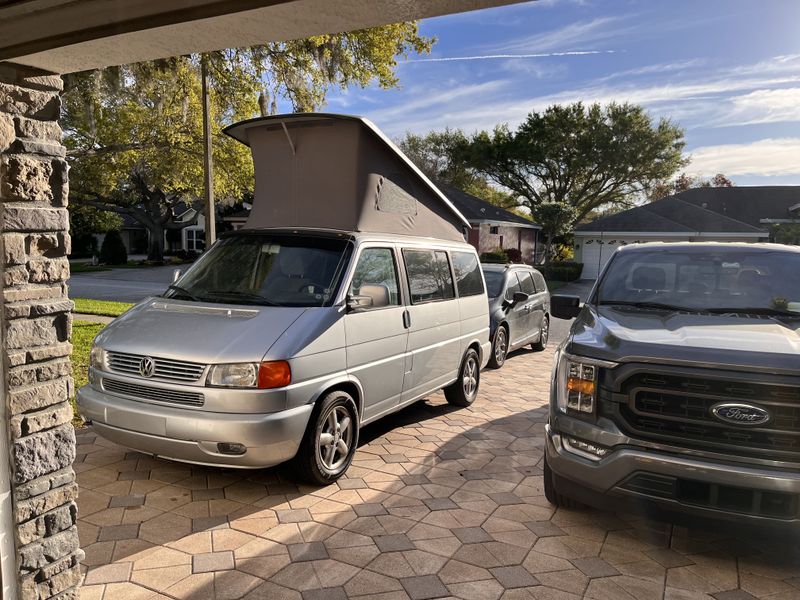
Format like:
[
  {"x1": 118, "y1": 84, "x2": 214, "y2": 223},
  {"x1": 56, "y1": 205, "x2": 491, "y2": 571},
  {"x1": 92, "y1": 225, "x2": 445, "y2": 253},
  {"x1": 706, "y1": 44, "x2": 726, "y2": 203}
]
[{"x1": 580, "y1": 238, "x2": 638, "y2": 279}]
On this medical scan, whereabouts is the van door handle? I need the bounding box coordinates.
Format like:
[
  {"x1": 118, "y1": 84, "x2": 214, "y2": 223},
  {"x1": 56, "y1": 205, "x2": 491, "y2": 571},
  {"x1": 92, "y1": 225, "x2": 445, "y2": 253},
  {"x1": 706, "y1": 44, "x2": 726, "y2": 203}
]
[{"x1": 403, "y1": 310, "x2": 411, "y2": 329}]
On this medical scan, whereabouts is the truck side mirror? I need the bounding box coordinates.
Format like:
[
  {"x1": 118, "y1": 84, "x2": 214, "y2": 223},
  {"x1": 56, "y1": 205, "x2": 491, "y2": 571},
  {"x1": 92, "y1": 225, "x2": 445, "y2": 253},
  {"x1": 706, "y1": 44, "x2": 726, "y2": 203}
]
[{"x1": 551, "y1": 295, "x2": 581, "y2": 319}]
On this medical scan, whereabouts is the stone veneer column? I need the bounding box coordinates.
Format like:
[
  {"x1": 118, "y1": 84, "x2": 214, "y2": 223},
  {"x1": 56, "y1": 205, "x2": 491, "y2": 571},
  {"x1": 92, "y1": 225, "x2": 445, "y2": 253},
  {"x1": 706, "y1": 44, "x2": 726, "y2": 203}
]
[{"x1": 0, "y1": 62, "x2": 81, "y2": 600}]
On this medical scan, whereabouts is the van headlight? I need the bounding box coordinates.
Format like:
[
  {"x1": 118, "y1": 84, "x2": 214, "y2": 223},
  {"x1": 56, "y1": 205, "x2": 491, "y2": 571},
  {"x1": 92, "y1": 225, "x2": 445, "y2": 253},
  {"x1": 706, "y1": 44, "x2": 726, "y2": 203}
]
[
  {"x1": 556, "y1": 353, "x2": 616, "y2": 416},
  {"x1": 207, "y1": 361, "x2": 291, "y2": 389},
  {"x1": 89, "y1": 345, "x2": 106, "y2": 371}
]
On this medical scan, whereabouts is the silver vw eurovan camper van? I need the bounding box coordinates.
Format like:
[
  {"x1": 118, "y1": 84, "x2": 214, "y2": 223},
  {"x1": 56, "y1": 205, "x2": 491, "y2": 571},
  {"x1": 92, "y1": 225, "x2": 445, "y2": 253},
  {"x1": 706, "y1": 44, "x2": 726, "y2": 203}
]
[{"x1": 77, "y1": 114, "x2": 491, "y2": 484}]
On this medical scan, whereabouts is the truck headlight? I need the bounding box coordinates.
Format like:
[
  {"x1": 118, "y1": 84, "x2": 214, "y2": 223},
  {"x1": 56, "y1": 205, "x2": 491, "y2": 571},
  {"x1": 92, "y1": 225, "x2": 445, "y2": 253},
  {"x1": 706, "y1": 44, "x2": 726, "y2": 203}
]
[
  {"x1": 556, "y1": 354, "x2": 616, "y2": 415},
  {"x1": 207, "y1": 361, "x2": 291, "y2": 389},
  {"x1": 89, "y1": 345, "x2": 106, "y2": 371}
]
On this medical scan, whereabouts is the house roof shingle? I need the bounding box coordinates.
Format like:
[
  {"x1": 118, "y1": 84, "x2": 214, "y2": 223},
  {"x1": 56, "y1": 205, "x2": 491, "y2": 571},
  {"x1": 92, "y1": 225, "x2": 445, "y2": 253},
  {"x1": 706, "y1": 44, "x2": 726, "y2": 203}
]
[{"x1": 437, "y1": 183, "x2": 540, "y2": 228}]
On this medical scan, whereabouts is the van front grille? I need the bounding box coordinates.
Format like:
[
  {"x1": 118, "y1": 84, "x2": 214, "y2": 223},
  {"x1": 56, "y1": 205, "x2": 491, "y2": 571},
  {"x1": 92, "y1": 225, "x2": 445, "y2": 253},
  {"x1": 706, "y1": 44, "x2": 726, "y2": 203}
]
[
  {"x1": 102, "y1": 378, "x2": 204, "y2": 407},
  {"x1": 107, "y1": 352, "x2": 206, "y2": 383}
]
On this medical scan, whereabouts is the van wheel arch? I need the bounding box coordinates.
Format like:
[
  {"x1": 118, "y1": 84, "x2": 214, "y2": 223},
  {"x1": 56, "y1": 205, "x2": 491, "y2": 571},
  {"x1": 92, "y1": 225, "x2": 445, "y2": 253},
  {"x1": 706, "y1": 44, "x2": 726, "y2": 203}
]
[{"x1": 315, "y1": 381, "x2": 363, "y2": 418}]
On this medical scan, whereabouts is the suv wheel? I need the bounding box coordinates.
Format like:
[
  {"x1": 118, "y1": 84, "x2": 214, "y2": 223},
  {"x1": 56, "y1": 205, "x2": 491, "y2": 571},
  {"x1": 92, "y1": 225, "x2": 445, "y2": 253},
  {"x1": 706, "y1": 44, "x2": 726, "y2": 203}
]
[
  {"x1": 543, "y1": 455, "x2": 580, "y2": 508},
  {"x1": 295, "y1": 390, "x2": 359, "y2": 485},
  {"x1": 488, "y1": 326, "x2": 508, "y2": 369},
  {"x1": 445, "y1": 348, "x2": 480, "y2": 407},
  {"x1": 532, "y1": 316, "x2": 549, "y2": 351}
]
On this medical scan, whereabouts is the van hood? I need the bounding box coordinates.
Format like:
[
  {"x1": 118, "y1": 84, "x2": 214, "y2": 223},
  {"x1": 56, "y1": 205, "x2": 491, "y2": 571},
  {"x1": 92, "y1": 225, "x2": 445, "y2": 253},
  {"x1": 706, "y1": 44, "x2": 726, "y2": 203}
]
[
  {"x1": 94, "y1": 298, "x2": 307, "y2": 364},
  {"x1": 568, "y1": 305, "x2": 800, "y2": 375}
]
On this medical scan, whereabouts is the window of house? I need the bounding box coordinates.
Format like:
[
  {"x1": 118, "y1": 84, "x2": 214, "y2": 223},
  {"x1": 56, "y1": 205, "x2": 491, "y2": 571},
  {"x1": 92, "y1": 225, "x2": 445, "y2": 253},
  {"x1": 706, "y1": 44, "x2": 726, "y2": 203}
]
[
  {"x1": 490, "y1": 226, "x2": 499, "y2": 234},
  {"x1": 349, "y1": 248, "x2": 400, "y2": 307},
  {"x1": 452, "y1": 251, "x2": 485, "y2": 297},
  {"x1": 186, "y1": 229, "x2": 205, "y2": 252},
  {"x1": 403, "y1": 249, "x2": 455, "y2": 304}
]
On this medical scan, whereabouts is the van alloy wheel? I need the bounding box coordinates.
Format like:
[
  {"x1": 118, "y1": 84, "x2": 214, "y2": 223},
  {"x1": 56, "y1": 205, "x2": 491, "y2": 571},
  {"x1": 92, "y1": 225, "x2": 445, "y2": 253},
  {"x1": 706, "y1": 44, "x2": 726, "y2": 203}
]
[
  {"x1": 488, "y1": 326, "x2": 507, "y2": 369},
  {"x1": 463, "y1": 356, "x2": 478, "y2": 397},
  {"x1": 318, "y1": 405, "x2": 353, "y2": 472},
  {"x1": 445, "y1": 348, "x2": 481, "y2": 407},
  {"x1": 533, "y1": 316, "x2": 549, "y2": 351}
]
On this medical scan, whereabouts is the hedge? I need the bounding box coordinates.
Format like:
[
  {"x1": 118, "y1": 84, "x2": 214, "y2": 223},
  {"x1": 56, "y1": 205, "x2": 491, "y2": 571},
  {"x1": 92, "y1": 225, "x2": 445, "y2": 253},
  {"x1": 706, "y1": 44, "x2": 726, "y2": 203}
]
[{"x1": 542, "y1": 261, "x2": 583, "y2": 282}]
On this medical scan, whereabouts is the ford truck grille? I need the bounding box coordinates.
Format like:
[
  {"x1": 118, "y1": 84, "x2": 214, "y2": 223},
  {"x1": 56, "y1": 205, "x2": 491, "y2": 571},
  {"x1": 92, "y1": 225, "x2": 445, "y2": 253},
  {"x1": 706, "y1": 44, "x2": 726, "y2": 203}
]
[
  {"x1": 107, "y1": 351, "x2": 206, "y2": 383},
  {"x1": 614, "y1": 372, "x2": 800, "y2": 459},
  {"x1": 102, "y1": 377, "x2": 205, "y2": 407}
]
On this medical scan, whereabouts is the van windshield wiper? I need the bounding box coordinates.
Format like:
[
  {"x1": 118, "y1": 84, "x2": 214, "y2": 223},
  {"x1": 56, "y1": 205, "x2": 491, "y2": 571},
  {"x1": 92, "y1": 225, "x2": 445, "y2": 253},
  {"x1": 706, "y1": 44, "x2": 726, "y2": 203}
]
[
  {"x1": 598, "y1": 300, "x2": 695, "y2": 312},
  {"x1": 704, "y1": 307, "x2": 800, "y2": 318},
  {"x1": 165, "y1": 284, "x2": 202, "y2": 302},
  {"x1": 204, "y1": 290, "x2": 279, "y2": 306}
]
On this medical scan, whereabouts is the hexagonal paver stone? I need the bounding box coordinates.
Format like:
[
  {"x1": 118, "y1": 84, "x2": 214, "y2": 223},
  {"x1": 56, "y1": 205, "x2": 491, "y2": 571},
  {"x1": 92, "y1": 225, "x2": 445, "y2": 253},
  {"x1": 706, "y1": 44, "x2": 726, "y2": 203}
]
[
  {"x1": 525, "y1": 521, "x2": 565, "y2": 537},
  {"x1": 338, "y1": 478, "x2": 367, "y2": 490},
  {"x1": 191, "y1": 488, "x2": 225, "y2": 501},
  {"x1": 375, "y1": 534, "x2": 415, "y2": 553},
  {"x1": 571, "y1": 557, "x2": 620, "y2": 578},
  {"x1": 192, "y1": 515, "x2": 228, "y2": 532},
  {"x1": 289, "y1": 542, "x2": 329, "y2": 562},
  {"x1": 452, "y1": 527, "x2": 493, "y2": 544},
  {"x1": 98, "y1": 524, "x2": 140, "y2": 541},
  {"x1": 118, "y1": 470, "x2": 150, "y2": 481},
  {"x1": 400, "y1": 574, "x2": 450, "y2": 600},
  {"x1": 303, "y1": 587, "x2": 348, "y2": 600},
  {"x1": 645, "y1": 548, "x2": 695, "y2": 568},
  {"x1": 423, "y1": 497, "x2": 458, "y2": 511},
  {"x1": 277, "y1": 508, "x2": 312, "y2": 523},
  {"x1": 712, "y1": 591, "x2": 760, "y2": 600},
  {"x1": 401, "y1": 474, "x2": 430, "y2": 485},
  {"x1": 354, "y1": 503, "x2": 388, "y2": 517},
  {"x1": 83, "y1": 563, "x2": 132, "y2": 585},
  {"x1": 192, "y1": 551, "x2": 235, "y2": 573},
  {"x1": 489, "y1": 566, "x2": 541, "y2": 589},
  {"x1": 488, "y1": 492, "x2": 523, "y2": 506},
  {"x1": 108, "y1": 494, "x2": 145, "y2": 508}
]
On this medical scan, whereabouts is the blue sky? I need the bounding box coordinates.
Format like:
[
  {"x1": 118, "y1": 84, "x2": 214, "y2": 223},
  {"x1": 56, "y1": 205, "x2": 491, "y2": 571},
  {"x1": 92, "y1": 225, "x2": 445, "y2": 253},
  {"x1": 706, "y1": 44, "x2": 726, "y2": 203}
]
[{"x1": 323, "y1": 0, "x2": 800, "y2": 186}]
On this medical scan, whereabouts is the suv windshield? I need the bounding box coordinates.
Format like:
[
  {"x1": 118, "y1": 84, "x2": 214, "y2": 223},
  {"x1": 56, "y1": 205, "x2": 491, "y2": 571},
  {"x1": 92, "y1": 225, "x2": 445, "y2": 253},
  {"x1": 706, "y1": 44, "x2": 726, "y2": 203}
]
[
  {"x1": 595, "y1": 247, "x2": 800, "y2": 315},
  {"x1": 165, "y1": 233, "x2": 351, "y2": 307}
]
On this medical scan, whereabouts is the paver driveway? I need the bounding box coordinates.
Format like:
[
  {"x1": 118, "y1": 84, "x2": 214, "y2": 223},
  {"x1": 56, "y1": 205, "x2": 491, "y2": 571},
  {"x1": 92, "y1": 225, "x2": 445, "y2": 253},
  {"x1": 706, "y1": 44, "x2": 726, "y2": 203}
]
[{"x1": 76, "y1": 347, "x2": 800, "y2": 600}]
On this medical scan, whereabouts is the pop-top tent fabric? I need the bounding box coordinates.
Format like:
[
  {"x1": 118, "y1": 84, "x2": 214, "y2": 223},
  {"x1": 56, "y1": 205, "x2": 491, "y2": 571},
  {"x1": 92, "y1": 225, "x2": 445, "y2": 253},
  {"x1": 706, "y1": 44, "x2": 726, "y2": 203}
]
[{"x1": 223, "y1": 113, "x2": 471, "y2": 242}]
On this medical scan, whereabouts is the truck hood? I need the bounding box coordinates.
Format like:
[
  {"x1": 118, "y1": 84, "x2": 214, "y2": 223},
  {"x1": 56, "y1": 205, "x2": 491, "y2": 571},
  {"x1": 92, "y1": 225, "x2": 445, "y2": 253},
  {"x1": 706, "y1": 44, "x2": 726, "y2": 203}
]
[
  {"x1": 568, "y1": 305, "x2": 800, "y2": 375},
  {"x1": 94, "y1": 298, "x2": 307, "y2": 364}
]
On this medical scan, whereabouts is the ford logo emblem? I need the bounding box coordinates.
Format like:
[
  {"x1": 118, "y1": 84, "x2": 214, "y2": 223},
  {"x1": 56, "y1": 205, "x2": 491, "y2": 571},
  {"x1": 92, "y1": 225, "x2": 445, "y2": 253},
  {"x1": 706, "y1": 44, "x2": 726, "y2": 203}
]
[{"x1": 711, "y1": 403, "x2": 770, "y2": 426}]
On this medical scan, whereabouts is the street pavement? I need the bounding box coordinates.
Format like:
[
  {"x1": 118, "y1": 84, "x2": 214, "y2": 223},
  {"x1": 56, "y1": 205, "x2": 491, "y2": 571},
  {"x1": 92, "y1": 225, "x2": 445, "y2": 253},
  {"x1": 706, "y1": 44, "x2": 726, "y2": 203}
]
[{"x1": 68, "y1": 265, "x2": 180, "y2": 303}]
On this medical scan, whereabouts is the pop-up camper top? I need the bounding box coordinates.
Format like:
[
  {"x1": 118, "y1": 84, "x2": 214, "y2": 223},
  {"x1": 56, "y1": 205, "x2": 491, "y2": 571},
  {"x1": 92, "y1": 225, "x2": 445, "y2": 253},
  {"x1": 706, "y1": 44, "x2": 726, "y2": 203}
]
[{"x1": 223, "y1": 113, "x2": 471, "y2": 241}]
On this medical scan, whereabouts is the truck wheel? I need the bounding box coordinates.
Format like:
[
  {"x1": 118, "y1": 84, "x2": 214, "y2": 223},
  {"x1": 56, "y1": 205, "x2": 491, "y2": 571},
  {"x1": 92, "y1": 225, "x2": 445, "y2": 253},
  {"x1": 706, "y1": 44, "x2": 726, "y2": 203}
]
[
  {"x1": 294, "y1": 390, "x2": 359, "y2": 485},
  {"x1": 445, "y1": 348, "x2": 480, "y2": 407},
  {"x1": 488, "y1": 325, "x2": 508, "y2": 369},
  {"x1": 543, "y1": 455, "x2": 580, "y2": 508},
  {"x1": 532, "y1": 316, "x2": 549, "y2": 351}
]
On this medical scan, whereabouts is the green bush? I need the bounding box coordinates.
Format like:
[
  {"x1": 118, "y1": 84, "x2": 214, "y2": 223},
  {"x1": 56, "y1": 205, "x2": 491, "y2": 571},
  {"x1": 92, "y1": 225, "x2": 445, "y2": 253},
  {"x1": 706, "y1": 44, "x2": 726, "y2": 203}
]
[
  {"x1": 480, "y1": 248, "x2": 508, "y2": 264},
  {"x1": 99, "y1": 230, "x2": 127, "y2": 265},
  {"x1": 542, "y1": 261, "x2": 583, "y2": 282}
]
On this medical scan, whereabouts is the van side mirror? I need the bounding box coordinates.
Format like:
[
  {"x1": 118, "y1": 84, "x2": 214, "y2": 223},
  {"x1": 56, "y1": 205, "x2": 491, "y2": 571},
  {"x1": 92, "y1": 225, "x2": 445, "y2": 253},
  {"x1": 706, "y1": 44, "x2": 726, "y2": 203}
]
[
  {"x1": 511, "y1": 291, "x2": 528, "y2": 305},
  {"x1": 346, "y1": 294, "x2": 373, "y2": 311},
  {"x1": 172, "y1": 268, "x2": 182, "y2": 283},
  {"x1": 551, "y1": 294, "x2": 582, "y2": 319}
]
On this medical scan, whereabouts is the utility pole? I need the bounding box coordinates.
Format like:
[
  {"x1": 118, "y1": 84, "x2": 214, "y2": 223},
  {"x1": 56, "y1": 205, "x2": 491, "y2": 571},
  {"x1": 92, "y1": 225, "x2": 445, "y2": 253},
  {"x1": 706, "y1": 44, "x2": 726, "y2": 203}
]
[{"x1": 201, "y1": 57, "x2": 216, "y2": 249}]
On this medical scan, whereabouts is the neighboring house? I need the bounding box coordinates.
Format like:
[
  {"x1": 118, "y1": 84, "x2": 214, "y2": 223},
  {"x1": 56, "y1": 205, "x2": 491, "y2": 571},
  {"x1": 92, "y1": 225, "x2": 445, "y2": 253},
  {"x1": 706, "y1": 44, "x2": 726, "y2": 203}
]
[{"x1": 574, "y1": 186, "x2": 800, "y2": 279}]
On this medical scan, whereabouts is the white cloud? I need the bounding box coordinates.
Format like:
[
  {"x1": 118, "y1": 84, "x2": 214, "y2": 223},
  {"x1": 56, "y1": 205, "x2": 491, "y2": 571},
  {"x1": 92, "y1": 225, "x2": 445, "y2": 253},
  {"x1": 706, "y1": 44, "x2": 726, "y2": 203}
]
[
  {"x1": 715, "y1": 87, "x2": 800, "y2": 127},
  {"x1": 495, "y1": 16, "x2": 632, "y2": 52},
  {"x1": 687, "y1": 138, "x2": 800, "y2": 177}
]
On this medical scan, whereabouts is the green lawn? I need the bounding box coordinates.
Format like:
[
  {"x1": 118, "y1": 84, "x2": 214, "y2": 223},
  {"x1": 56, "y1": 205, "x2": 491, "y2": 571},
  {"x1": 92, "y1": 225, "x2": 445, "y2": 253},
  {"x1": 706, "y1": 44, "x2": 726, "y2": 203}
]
[
  {"x1": 73, "y1": 297, "x2": 134, "y2": 317},
  {"x1": 71, "y1": 320, "x2": 106, "y2": 425}
]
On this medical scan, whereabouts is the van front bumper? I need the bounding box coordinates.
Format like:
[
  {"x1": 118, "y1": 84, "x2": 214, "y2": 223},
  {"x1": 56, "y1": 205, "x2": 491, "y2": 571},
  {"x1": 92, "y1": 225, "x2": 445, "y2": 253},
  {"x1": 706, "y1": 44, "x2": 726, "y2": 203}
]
[
  {"x1": 546, "y1": 419, "x2": 800, "y2": 526},
  {"x1": 77, "y1": 385, "x2": 313, "y2": 468}
]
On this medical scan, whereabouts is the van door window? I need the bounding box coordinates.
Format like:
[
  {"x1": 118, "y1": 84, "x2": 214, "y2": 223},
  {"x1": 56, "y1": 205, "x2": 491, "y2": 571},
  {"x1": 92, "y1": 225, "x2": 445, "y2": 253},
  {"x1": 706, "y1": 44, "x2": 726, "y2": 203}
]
[
  {"x1": 452, "y1": 251, "x2": 485, "y2": 296},
  {"x1": 349, "y1": 248, "x2": 400, "y2": 308},
  {"x1": 518, "y1": 271, "x2": 535, "y2": 295},
  {"x1": 532, "y1": 271, "x2": 548, "y2": 293},
  {"x1": 403, "y1": 249, "x2": 454, "y2": 304},
  {"x1": 505, "y1": 273, "x2": 522, "y2": 302}
]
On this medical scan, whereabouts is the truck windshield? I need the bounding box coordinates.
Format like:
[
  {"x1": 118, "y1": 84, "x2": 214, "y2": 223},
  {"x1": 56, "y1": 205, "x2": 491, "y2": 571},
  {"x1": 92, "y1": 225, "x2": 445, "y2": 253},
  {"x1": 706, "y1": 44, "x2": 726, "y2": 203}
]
[
  {"x1": 165, "y1": 233, "x2": 351, "y2": 307},
  {"x1": 595, "y1": 247, "x2": 800, "y2": 315}
]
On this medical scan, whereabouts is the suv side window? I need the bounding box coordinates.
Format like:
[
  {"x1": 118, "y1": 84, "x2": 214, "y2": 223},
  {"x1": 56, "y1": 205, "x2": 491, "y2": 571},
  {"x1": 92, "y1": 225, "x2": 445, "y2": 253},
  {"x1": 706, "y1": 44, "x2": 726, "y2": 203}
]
[
  {"x1": 518, "y1": 271, "x2": 535, "y2": 295},
  {"x1": 532, "y1": 270, "x2": 547, "y2": 293},
  {"x1": 349, "y1": 248, "x2": 400, "y2": 307},
  {"x1": 452, "y1": 251, "x2": 485, "y2": 296},
  {"x1": 403, "y1": 249, "x2": 455, "y2": 304},
  {"x1": 504, "y1": 272, "x2": 522, "y2": 301}
]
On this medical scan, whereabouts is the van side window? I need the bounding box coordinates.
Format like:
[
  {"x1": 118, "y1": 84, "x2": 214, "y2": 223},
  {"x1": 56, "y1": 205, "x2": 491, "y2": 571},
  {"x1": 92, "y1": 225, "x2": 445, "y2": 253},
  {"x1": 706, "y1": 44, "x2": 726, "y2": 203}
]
[
  {"x1": 451, "y1": 251, "x2": 485, "y2": 297},
  {"x1": 505, "y1": 273, "x2": 522, "y2": 301},
  {"x1": 403, "y1": 249, "x2": 454, "y2": 304},
  {"x1": 350, "y1": 248, "x2": 400, "y2": 308},
  {"x1": 518, "y1": 271, "x2": 535, "y2": 295},
  {"x1": 532, "y1": 270, "x2": 548, "y2": 293}
]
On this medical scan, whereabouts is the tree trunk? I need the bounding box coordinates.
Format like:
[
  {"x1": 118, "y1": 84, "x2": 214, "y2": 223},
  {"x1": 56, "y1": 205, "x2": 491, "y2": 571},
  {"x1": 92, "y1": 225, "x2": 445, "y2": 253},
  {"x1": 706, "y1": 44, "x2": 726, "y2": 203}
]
[{"x1": 147, "y1": 223, "x2": 166, "y2": 262}]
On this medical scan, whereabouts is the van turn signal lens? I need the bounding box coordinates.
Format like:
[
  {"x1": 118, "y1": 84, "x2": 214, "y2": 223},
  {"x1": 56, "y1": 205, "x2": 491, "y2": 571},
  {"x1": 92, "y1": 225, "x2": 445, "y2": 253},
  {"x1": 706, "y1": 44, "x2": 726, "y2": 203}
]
[{"x1": 258, "y1": 361, "x2": 291, "y2": 389}]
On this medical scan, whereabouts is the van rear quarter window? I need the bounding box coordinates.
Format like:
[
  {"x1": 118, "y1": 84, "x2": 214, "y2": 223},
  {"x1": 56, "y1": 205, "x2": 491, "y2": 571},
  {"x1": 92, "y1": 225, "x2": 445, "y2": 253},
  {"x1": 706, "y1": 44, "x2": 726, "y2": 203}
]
[
  {"x1": 403, "y1": 249, "x2": 455, "y2": 304},
  {"x1": 452, "y1": 251, "x2": 485, "y2": 297}
]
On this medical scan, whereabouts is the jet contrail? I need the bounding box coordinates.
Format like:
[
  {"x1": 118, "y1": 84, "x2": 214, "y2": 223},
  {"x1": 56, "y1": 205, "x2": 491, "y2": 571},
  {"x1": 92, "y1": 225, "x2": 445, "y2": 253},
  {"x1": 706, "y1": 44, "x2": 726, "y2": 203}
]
[{"x1": 405, "y1": 50, "x2": 618, "y2": 63}]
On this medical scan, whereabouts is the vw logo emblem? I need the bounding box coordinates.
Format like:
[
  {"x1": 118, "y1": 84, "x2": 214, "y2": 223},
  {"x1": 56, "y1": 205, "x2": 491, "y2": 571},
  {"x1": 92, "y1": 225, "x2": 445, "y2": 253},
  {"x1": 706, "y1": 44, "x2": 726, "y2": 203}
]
[
  {"x1": 711, "y1": 403, "x2": 770, "y2": 426},
  {"x1": 139, "y1": 357, "x2": 155, "y2": 378}
]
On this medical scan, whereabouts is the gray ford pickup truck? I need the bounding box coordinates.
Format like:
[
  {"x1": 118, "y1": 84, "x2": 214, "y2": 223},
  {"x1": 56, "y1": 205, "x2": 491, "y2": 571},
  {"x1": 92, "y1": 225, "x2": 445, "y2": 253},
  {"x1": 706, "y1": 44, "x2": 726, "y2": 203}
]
[{"x1": 545, "y1": 242, "x2": 800, "y2": 526}]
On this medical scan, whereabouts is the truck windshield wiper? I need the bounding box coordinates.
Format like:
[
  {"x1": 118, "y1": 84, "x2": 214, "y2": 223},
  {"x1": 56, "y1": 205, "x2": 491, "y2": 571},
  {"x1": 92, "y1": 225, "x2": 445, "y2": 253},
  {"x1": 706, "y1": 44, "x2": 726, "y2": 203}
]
[
  {"x1": 204, "y1": 290, "x2": 279, "y2": 306},
  {"x1": 598, "y1": 300, "x2": 695, "y2": 312},
  {"x1": 165, "y1": 284, "x2": 202, "y2": 302},
  {"x1": 705, "y1": 307, "x2": 800, "y2": 318}
]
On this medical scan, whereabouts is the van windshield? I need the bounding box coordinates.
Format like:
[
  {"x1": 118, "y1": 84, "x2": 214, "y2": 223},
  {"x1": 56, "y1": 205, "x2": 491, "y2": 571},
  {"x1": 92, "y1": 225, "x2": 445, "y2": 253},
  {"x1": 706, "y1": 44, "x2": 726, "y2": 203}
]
[
  {"x1": 165, "y1": 233, "x2": 351, "y2": 307},
  {"x1": 482, "y1": 270, "x2": 505, "y2": 298},
  {"x1": 595, "y1": 247, "x2": 800, "y2": 316}
]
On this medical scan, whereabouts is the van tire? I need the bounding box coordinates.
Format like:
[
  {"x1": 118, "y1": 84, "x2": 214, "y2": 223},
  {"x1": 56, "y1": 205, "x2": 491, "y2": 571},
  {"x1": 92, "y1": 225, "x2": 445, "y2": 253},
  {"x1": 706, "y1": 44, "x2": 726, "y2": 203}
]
[
  {"x1": 294, "y1": 391, "x2": 359, "y2": 485},
  {"x1": 488, "y1": 325, "x2": 508, "y2": 369},
  {"x1": 444, "y1": 348, "x2": 480, "y2": 407},
  {"x1": 532, "y1": 316, "x2": 549, "y2": 351},
  {"x1": 543, "y1": 455, "x2": 580, "y2": 509}
]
